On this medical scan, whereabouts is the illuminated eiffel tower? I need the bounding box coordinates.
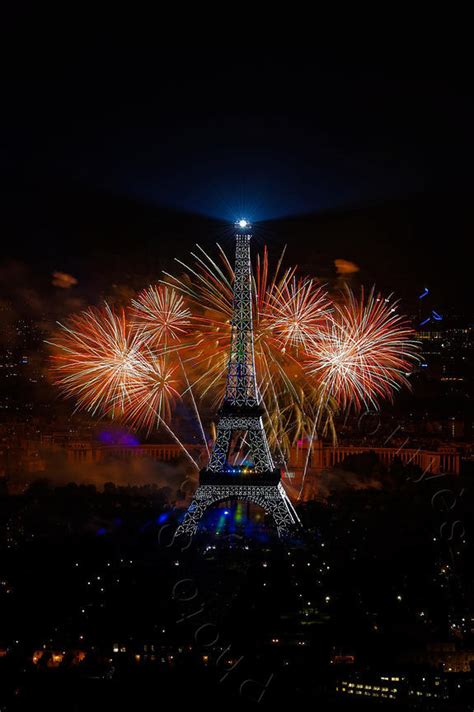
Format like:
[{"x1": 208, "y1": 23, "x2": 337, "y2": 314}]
[{"x1": 177, "y1": 220, "x2": 301, "y2": 537}]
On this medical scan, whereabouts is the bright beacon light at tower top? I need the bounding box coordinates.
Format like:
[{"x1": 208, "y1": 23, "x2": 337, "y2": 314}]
[{"x1": 236, "y1": 219, "x2": 251, "y2": 230}]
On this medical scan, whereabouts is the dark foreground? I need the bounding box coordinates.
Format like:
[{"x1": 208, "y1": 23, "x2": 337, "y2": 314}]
[{"x1": 0, "y1": 468, "x2": 473, "y2": 710}]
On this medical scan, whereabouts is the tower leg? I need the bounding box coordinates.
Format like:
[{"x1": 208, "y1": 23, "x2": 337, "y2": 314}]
[
  {"x1": 269, "y1": 483, "x2": 301, "y2": 536},
  {"x1": 247, "y1": 418, "x2": 275, "y2": 471},
  {"x1": 207, "y1": 425, "x2": 232, "y2": 471}
]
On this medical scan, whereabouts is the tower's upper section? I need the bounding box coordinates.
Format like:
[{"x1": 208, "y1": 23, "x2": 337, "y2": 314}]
[{"x1": 223, "y1": 220, "x2": 259, "y2": 408}]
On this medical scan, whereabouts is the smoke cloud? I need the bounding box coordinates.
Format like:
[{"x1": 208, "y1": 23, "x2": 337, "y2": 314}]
[
  {"x1": 334, "y1": 258, "x2": 360, "y2": 276},
  {"x1": 16, "y1": 447, "x2": 196, "y2": 498}
]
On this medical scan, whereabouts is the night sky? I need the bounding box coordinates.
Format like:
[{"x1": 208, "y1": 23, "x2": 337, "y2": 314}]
[{"x1": 2, "y1": 36, "x2": 473, "y2": 311}]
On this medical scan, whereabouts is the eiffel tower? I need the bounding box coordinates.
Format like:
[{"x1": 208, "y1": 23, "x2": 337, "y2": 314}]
[{"x1": 177, "y1": 220, "x2": 301, "y2": 537}]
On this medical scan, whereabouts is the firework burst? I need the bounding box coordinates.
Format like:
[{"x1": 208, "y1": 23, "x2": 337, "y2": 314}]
[
  {"x1": 49, "y1": 303, "x2": 144, "y2": 417},
  {"x1": 261, "y1": 275, "x2": 332, "y2": 352},
  {"x1": 306, "y1": 287, "x2": 419, "y2": 411},
  {"x1": 49, "y1": 302, "x2": 184, "y2": 429},
  {"x1": 130, "y1": 285, "x2": 191, "y2": 347},
  {"x1": 123, "y1": 352, "x2": 182, "y2": 433}
]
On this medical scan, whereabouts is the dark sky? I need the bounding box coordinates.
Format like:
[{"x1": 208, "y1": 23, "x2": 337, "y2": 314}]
[
  {"x1": 1, "y1": 34, "x2": 473, "y2": 313},
  {"x1": 3, "y1": 43, "x2": 474, "y2": 219}
]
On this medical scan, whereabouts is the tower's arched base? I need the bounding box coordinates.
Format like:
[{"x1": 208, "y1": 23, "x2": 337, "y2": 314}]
[{"x1": 176, "y1": 482, "x2": 300, "y2": 538}]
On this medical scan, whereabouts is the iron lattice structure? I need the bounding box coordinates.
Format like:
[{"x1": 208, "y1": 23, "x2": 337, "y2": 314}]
[{"x1": 177, "y1": 221, "x2": 301, "y2": 537}]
